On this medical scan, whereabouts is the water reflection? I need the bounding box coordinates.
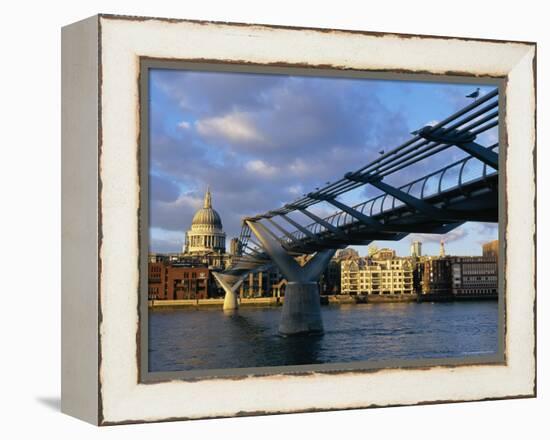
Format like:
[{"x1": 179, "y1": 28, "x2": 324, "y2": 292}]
[
  {"x1": 149, "y1": 302, "x2": 498, "y2": 372},
  {"x1": 271, "y1": 334, "x2": 324, "y2": 366}
]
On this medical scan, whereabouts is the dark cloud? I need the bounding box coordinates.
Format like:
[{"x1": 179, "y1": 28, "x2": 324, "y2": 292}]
[
  {"x1": 152, "y1": 69, "x2": 285, "y2": 116},
  {"x1": 150, "y1": 174, "x2": 181, "y2": 202},
  {"x1": 147, "y1": 70, "x2": 499, "y2": 253},
  {"x1": 150, "y1": 195, "x2": 200, "y2": 233},
  {"x1": 192, "y1": 77, "x2": 397, "y2": 163},
  {"x1": 150, "y1": 235, "x2": 184, "y2": 254}
]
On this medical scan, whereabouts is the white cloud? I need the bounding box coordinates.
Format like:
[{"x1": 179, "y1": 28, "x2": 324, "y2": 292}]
[
  {"x1": 178, "y1": 98, "x2": 191, "y2": 110},
  {"x1": 177, "y1": 120, "x2": 191, "y2": 130},
  {"x1": 159, "y1": 193, "x2": 203, "y2": 213},
  {"x1": 408, "y1": 226, "x2": 467, "y2": 245},
  {"x1": 196, "y1": 112, "x2": 265, "y2": 144},
  {"x1": 245, "y1": 159, "x2": 277, "y2": 176},
  {"x1": 288, "y1": 158, "x2": 309, "y2": 175},
  {"x1": 472, "y1": 222, "x2": 498, "y2": 236},
  {"x1": 483, "y1": 129, "x2": 498, "y2": 144},
  {"x1": 287, "y1": 184, "x2": 303, "y2": 195}
]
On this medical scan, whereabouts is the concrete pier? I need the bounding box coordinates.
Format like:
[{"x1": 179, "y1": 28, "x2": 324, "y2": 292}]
[
  {"x1": 223, "y1": 288, "x2": 239, "y2": 310},
  {"x1": 246, "y1": 220, "x2": 335, "y2": 336},
  {"x1": 279, "y1": 282, "x2": 323, "y2": 335}
]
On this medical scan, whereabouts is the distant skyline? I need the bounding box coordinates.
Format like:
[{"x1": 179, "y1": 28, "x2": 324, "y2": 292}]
[{"x1": 148, "y1": 68, "x2": 498, "y2": 256}]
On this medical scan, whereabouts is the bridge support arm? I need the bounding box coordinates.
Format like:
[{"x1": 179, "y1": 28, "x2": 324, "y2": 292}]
[
  {"x1": 246, "y1": 221, "x2": 334, "y2": 282},
  {"x1": 368, "y1": 179, "x2": 454, "y2": 219},
  {"x1": 212, "y1": 272, "x2": 245, "y2": 311},
  {"x1": 415, "y1": 127, "x2": 498, "y2": 170},
  {"x1": 454, "y1": 141, "x2": 499, "y2": 170},
  {"x1": 341, "y1": 174, "x2": 465, "y2": 222},
  {"x1": 266, "y1": 217, "x2": 300, "y2": 244},
  {"x1": 321, "y1": 197, "x2": 384, "y2": 231},
  {"x1": 279, "y1": 214, "x2": 321, "y2": 243},
  {"x1": 298, "y1": 208, "x2": 347, "y2": 239},
  {"x1": 246, "y1": 220, "x2": 335, "y2": 335}
]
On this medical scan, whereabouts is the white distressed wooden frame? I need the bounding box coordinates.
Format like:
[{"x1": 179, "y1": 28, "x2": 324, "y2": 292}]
[{"x1": 61, "y1": 14, "x2": 536, "y2": 425}]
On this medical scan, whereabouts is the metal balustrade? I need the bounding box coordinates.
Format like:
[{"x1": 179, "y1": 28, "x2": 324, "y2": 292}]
[{"x1": 284, "y1": 143, "x2": 499, "y2": 243}]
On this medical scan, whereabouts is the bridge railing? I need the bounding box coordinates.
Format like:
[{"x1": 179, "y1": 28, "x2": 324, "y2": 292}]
[{"x1": 285, "y1": 143, "x2": 499, "y2": 242}]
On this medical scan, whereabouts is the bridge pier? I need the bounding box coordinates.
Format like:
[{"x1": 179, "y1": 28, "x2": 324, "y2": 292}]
[
  {"x1": 279, "y1": 282, "x2": 324, "y2": 335},
  {"x1": 212, "y1": 272, "x2": 244, "y2": 311},
  {"x1": 246, "y1": 221, "x2": 335, "y2": 336}
]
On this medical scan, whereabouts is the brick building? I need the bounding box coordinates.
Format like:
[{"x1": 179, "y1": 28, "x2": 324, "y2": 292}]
[
  {"x1": 148, "y1": 261, "x2": 217, "y2": 300},
  {"x1": 148, "y1": 261, "x2": 166, "y2": 299}
]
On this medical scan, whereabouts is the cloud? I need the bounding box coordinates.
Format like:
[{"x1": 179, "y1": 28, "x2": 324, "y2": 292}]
[
  {"x1": 196, "y1": 112, "x2": 267, "y2": 144},
  {"x1": 150, "y1": 193, "x2": 203, "y2": 233},
  {"x1": 147, "y1": 69, "x2": 499, "y2": 253},
  {"x1": 472, "y1": 222, "x2": 499, "y2": 239},
  {"x1": 407, "y1": 225, "x2": 468, "y2": 245},
  {"x1": 245, "y1": 159, "x2": 277, "y2": 176},
  {"x1": 177, "y1": 120, "x2": 191, "y2": 130},
  {"x1": 149, "y1": 174, "x2": 181, "y2": 203},
  {"x1": 287, "y1": 184, "x2": 304, "y2": 196},
  {"x1": 477, "y1": 126, "x2": 499, "y2": 147},
  {"x1": 150, "y1": 236, "x2": 183, "y2": 254},
  {"x1": 149, "y1": 228, "x2": 185, "y2": 253},
  {"x1": 152, "y1": 68, "x2": 284, "y2": 116}
]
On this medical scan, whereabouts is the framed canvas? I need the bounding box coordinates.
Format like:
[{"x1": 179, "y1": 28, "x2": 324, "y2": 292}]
[{"x1": 61, "y1": 14, "x2": 536, "y2": 425}]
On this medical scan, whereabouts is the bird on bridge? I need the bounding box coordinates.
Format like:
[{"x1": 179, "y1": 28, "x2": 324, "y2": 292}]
[
  {"x1": 466, "y1": 87, "x2": 481, "y2": 101},
  {"x1": 411, "y1": 126, "x2": 433, "y2": 136}
]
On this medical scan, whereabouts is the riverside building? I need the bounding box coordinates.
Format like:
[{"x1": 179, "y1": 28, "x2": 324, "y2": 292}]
[
  {"x1": 482, "y1": 239, "x2": 499, "y2": 260},
  {"x1": 148, "y1": 187, "x2": 233, "y2": 300},
  {"x1": 341, "y1": 249, "x2": 414, "y2": 296},
  {"x1": 410, "y1": 240, "x2": 422, "y2": 258},
  {"x1": 321, "y1": 248, "x2": 360, "y2": 295},
  {"x1": 148, "y1": 263, "x2": 212, "y2": 300},
  {"x1": 148, "y1": 187, "x2": 286, "y2": 300},
  {"x1": 451, "y1": 256, "x2": 498, "y2": 298},
  {"x1": 238, "y1": 268, "x2": 283, "y2": 298},
  {"x1": 419, "y1": 252, "x2": 498, "y2": 300},
  {"x1": 421, "y1": 257, "x2": 453, "y2": 297}
]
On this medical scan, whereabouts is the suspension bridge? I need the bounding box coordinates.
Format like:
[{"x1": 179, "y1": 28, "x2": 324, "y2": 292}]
[{"x1": 213, "y1": 88, "x2": 500, "y2": 335}]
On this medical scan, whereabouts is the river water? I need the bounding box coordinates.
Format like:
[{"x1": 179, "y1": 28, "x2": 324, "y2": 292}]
[{"x1": 148, "y1": 301, "x2": 498, "y2": 373}]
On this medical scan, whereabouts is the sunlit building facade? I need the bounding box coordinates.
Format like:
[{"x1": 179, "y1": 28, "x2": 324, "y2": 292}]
[
  {"x1": 341, "y1": 251, "x2": 414, "y2": 295},
  {"x1": 410, "y1": 240, "x2": 422, "y2": 258},
  {"x1": 482, "y1": 240, "x2": 499, "y2": 260},
  {"x1": 184, "y1": 187, "x2": 226, "y2": 255}
]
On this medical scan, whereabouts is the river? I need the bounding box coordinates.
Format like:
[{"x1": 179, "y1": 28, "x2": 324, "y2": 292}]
[{"x1": 148, "y1": 301, "x2": 498, "y2": 373}]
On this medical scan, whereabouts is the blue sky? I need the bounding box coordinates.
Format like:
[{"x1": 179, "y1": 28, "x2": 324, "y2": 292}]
[{"x1": 148, "y1": 68, "x2": 498, "y2": 257}]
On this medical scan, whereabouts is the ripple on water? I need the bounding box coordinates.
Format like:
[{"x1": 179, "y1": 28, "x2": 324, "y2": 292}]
[{"x1": 148, "y1": 301, "x2": 499, "y2": 372}]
